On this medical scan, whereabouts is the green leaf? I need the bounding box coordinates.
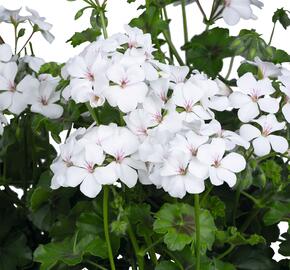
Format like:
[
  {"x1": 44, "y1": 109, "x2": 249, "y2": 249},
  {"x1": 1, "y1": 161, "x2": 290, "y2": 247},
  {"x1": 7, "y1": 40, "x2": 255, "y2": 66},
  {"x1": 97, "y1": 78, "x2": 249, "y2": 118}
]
[
  {"x1": 155, "y1": 261, "x2": 179, "y2": 270},
  {"x1": 212, "y1": 259, "x2": 236, "y2": 270},
  {"x1": 153, "y1": 203, "x2": 216, "y2": 251},
  {"x1": 263, "y1": 201, "x2": 290, "y2": 226},
  {"x1": 0, "y1": 233, "x2": 32, "y2": 270},
  {"x1": 126, "y1": 203, "x2": 153, "y2": 237},
  {"x1": 182, "y1": 27, "x2": 235, "y2": 78},
  {"x1": 34, "y1": 237, "x2": 83, "y2": 270},
  {"x1": 18, "y1": 28, "x2": 26, "y2": 38},
  {"x1": 231, "y1": 246, "x2": 278, "y2": 270},
  {"x1": 279, "y1": 232, "x2": 290, "y2": 256},
  {"x1": 30, "y1": 186, "x2": 51, "y2": 211},
  {"x1": 129, "y1": 6, "x2": 168, "y2": 38},
  {"x1": 67, "y1": 28, "x2": 101, "y2": 47},
  {"x1": 273, "y1": 8, "x2": 290, "y2": 29},
  {"x1": 38, "y1": 62, "x2": 63, "y2": 77},
  {"x1": 216, "y1": 227, "x2": 266, "y2": 246}
]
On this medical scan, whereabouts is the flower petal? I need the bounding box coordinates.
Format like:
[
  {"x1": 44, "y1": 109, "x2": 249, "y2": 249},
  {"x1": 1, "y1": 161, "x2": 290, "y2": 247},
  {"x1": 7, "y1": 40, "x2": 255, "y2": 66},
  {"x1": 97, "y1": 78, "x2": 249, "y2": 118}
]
[
  {"x1": 253, "y1": 136, "x2": 271, "y2": 157},
  {"x1": 80, "y1": 174, "x2": 102, "y2": 198},
  {"x1": 216, "y1": 168, "x2": 237, "y2": 187},
  {"x1": 268, "y1": 135, "x2": 289, "y2": 154},
  {"x1": 221, "y1": 153, "x2": 246, "y2": 173},
  {"x1": 239, "y1": 124, "x2": 261, "y2": 141},
  {"x1": 238, "y1": 101, "x2": 259, "y2": 123}
]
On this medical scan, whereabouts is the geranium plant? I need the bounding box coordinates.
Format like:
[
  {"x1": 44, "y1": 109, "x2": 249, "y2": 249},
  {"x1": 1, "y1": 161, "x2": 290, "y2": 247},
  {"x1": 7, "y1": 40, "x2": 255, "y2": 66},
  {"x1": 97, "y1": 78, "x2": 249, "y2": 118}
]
[{"x1": 0, "y1": 0, "x2": 290, "y2": 269}]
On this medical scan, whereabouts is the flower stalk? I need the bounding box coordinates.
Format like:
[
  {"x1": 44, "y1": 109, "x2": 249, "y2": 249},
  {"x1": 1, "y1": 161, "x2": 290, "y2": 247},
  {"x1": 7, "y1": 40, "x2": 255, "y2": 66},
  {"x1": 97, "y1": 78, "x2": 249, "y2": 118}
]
[
  {"x1": 194, "y1": 194, "x2": 201, "y2": 270},
  {"x1": 103, "y1": 186, "x2": 116, "y2": 270}
]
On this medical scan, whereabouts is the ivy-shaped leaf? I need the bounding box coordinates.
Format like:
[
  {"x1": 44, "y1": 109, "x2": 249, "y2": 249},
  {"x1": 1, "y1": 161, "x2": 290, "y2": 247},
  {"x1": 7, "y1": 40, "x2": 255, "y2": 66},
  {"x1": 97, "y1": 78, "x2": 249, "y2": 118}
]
[
  {"x1": 182, "y1": 27, "x2": 236, "y2": 78},
  {"x1": 153, "y1": 203, "x2": 216, "y2": 251}
]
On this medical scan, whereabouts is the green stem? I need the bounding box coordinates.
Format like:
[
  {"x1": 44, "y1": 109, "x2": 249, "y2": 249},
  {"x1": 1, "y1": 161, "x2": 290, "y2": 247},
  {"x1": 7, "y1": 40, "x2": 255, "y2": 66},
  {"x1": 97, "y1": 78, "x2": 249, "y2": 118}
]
[
  {"x1": 232, "y1": 189, "x2": 240, "y2": 226},
  {"x1": 194, "y1": 194, "x2": 201, "y2": 270},
  {"x1": 240, "y1": 207, "x2": 260, "y2": 232},
  {"x1": 127, "y1": 224, "x2": 144, "y2": 270},
  {"x1": 17, "y1": 30, "x2": 35, "y2": 55},
  {"x1": 200, "y1": 185, "x2": 213, "y2": 206},
  {"x1": 162, "y1": 7, "x2": 174, "y2": 63},
  {"x1": 241, "y1": 191, "x2": 261, "y2": 206},
  {"x1": 162, "y1": 30, "x2": 185, "y2": 66},
  {"x1": 195, "y1": 0, "x2": 207, "y2": 22},
  {"x1": 163, "y1": 249, "x2": 184, "y2": 270},
  {"x1": 14, "y1": 24, "x2": 18, "y2": 54},
  {"x1": 225, "y1": 57, "x2": 234, "y2": 80},
  {"x1": 87, "y1": 260, "x2": 108, "y2": 270},
  {"x1": 181, "y1": 0, "x2": 188, "y2": 44},
  {"x1": 268, "y1": 22, "x2": 276, "y2": 46},
  {"x1": 143, "y1": 236, "x2": 158, "y2": 265},
  {"x1": 103, "y1": 186, "x2": 116, "y2": 270},
  {"x1": 95, "y1": 0, "x2": 108, "y2": 39},
  {"x1": 141, "y1": 237, "x2": 163, "y2": 255},
  {"x1": 86, "y1": 102, "x2": 99, "y2": 124},
  {"x1": 217, "y1": 245, "x2": 235, "y2": 259}
]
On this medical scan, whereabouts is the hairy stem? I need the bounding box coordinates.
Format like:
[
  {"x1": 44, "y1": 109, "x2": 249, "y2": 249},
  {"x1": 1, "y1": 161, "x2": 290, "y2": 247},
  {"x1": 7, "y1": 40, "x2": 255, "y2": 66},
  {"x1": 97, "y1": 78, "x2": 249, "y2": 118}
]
[
  {"x1": 163, "y1": 30, "x2": 185, "y2": 66},
  {"x1": 268, "y1": 22, "x2": 276, "y2": 46},
  {"x1": 194, "y1": 194, "x2": 201, "y2": 270},
  {"x1": 127, "y1": 224, "x2": 144, "y2": 270},
  {"x1": 103, "y1": 186, "x2": 116, "y2": 270},
  {"x1": 86, "y1": 102, "x2": 99, "y2": 125},
  {"x1": 181, "y1": 0, "x2": 188, "y2": 44}
]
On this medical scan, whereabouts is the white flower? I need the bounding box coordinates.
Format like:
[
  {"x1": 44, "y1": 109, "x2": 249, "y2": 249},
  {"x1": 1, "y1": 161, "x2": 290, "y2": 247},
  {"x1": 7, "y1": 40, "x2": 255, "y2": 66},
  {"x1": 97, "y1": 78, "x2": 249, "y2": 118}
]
[
  {"x1": 195, "y1": 138, "x2": 246, "y2": 187},
  {"x1": 96, "y1": 126, "x2": 141, "y2": 188},
  {"x1": 150, "y1": 78, "x2": 170, "y2": 103},
  {"x1": 279, "y1": 76, "x2": 290, "y2": 123},
  {"x1": 170, "y1": 131, "x2": 209, "y2": 157},
  {"x1": 206, "y1": 119, "x2": 250, "y2": 150},
  {"x1": 26, "y1": 7, "x2": 54, "y2": 43},
  {"x1": 0, "y1": 112, "x2": 7, "y2": 135},
  {"x1": 160, "y1": 151, "x2": 205, "y2": 198},
  {"x1": 248, "y1": 57, "x2": 281, "y2": 79},
  {"x1": 24, "y1": 77, "x2": 63, "y2": 119},
  {"x1": 67, "y1": 144, "x2": 105, "y2": 198},
  {"x1": 172, "y1": 80, "x2": 204, "y2": 122},
  {"x1": 51, "y1": 138, "x2": 77, "y2": 189},
  {"x1": 229, "y1": 72, "x2": 280, "y2": 122},
  {"x1": 0, "y1": 44, "x2": 12, "y2": 62},
  {"x1": 240, "y1": 114, "x2": 288, "y2": 157},
  {"x1": 169, "y1": 65, "x2": 189, "y2": 86},
  {"x1": 104, "y1": 63, "x2": 148, "y2": 112},
  {"x1": 222, "y1": 0, "x2": 257, "y2": 26},
  {"x1": 124, "y1": 109, "x2": 153, "y2": 140},
  {"x1": 0, "y1": 62, "x2": 29, "y2": 114},
  {"x1": 22, "y1": 56, "x2": 45, "y2": 72},
  {"x1": 67, "y1": 53, "x2": 108, "y2": 106},
  {"x1": 0, "y1": 6, "x2": 27, "y2": 24}
]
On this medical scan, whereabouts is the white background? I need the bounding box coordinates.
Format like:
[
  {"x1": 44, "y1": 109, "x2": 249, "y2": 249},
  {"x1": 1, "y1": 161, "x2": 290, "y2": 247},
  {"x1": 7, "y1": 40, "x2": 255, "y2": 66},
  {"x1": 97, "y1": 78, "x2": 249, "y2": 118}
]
[{"x1": 1, "y1": 0, "x2": 290, "y2": 263}]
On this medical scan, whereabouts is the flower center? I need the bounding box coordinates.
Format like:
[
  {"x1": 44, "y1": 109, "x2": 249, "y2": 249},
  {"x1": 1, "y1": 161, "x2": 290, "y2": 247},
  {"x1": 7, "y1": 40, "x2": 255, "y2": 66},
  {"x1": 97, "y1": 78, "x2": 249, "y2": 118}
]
[
  {"x1": 9, "y1": 81, "x2": 16, "y2": 92},
  {"x1": 262, "y1": 125, "x2": 272, "y2": 136},
  {"x1": 224, "y1": 0, "x2": 231, "y2": 7},
  {"x1": 213, "y1": 158, "x2": 221, "y2": 168},
  {"x1": 178, "y1": 167, "x2": 187, "y2": 175},
  {"x1": 154, "y1": 112, "x2": 163, "y2": 124},
  {"x1": 184, "y1": 100, "x2": 194, "y2": 112},
  {"x1": 86, "y1": 72, "x2": 94, "y2": 82},
  {"x1": 137, "y1": 127, "x2": 148, "y2": 136},
  {"x1": 120, "y1": 78, "x2": 129, "y2": 88},
  {"x1": 250, "y1": 89, "x2": 260, "y2": 102},
  {"x1": 40, "y1": 97, "x2": 48, "y2": 106},
  {"x1": 86, "y1": 163, "x2": 94, "y2": 173},
  {"x1": 115, "y1": 150, "x2": 125, "y2": 163}
]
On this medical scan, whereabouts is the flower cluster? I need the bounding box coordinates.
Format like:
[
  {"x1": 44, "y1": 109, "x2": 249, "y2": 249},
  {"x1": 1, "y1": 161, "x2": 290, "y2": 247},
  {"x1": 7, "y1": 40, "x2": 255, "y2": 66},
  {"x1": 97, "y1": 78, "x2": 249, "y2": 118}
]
[
  {"x1": 0, "y1": 5, "x2": 54, "y2": 43},
  {"x1": 52, "y1": 25, "x2": 290, "y2": 199},
  {"x1": 0, "y1": 47, "x2": 63, "y2": 118}
]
